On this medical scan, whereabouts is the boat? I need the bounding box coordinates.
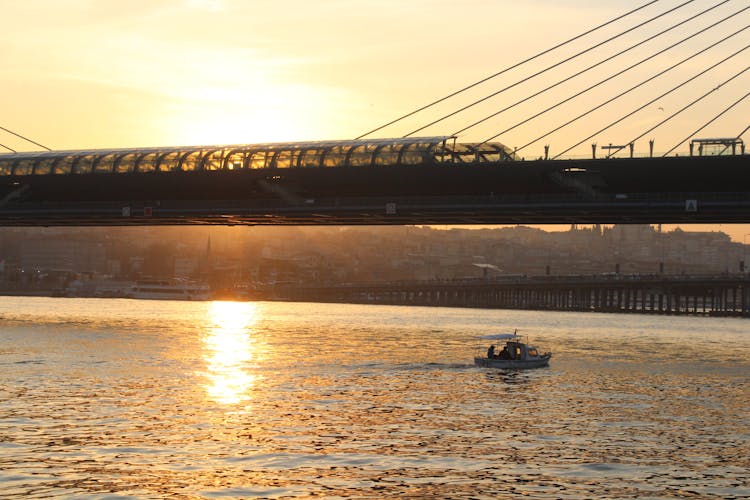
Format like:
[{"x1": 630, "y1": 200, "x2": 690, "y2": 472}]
[
  {"x1": 130, "y1": 279, "x2": 212, "y2": 301},
  {"x1": 474, "y1": 331, "x2": 551, "y2": 369}
]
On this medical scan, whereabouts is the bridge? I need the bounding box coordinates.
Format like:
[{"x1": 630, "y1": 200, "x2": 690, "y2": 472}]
[
  {"x1": 0, "y1": 136, "x2": 748, "y2": 226},
  {"x1": 2, "y1": 1, "x2": 749, "y2": 226},
  {"x1": 269, "y1": 274, "x2": 750, "y2": 317},
  {"x1": 0, "y1": 137, "x2": 750, "y2": 226}
]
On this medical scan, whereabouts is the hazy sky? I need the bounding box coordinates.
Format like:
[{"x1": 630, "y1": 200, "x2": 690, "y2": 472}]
[{"x1": 1, "y1": 0, "x2": 749, "y2": 240}]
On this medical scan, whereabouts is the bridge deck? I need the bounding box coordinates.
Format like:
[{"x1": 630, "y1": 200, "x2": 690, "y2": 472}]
[{"x1": 1, "y1": 153, "x2": 748, "y2": 226}]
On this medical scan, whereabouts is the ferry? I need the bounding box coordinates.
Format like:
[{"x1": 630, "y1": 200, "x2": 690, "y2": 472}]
[
  {"x1": 131, "y1": 279, "x2": 212, "y2": 301},
  {"x1": 475, "y1": 331, "x2": 551, "y2": 369}
]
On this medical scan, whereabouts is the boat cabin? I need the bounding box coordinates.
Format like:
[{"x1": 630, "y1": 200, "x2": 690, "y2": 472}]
[
  {"x1": 478, "y1": 331, "x2": 551, "y2": 369},
  {"x1": 489, "y1": 340, "x2": 539, "y2": 360}
]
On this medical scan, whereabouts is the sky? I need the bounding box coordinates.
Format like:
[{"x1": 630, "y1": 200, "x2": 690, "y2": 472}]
[{"x1": 1, "y1": 0, "x2": 749, "y2": 240}]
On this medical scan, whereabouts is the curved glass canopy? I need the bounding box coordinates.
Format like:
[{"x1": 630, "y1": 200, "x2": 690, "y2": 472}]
[{"x1": 0, "y1": 137, "x2": 517, "y2": 176}]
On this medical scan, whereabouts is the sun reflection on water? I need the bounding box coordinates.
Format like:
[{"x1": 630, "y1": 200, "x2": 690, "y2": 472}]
[{"x1": 203, "y1": 301, "x2": 259, "y2": 405}]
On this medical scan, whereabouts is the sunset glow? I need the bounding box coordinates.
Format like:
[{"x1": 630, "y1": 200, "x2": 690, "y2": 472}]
[
  {"x1": 2, "y1": 3, "x2": 749, "y2": 496},
  {"x1": 2, "y1": 1, "x2": 749, "y2": 238},
  {"x1": 203, "y1": 301, "x2": 260, "y2": 405},
  {"x1": 4, "y1": 1, "x2": 746, "y2": 152}
]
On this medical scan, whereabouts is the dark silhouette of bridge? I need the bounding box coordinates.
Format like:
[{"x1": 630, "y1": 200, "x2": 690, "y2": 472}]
[
  {"x1": 0, "y1": 136, "x2": 748, "y2": 226},
  {"x1": 2, "y1": 1, "x2": 749, "y2": 226},
  {"x1": 271, "y1": 273, "x2": 750, "y2": 317}
]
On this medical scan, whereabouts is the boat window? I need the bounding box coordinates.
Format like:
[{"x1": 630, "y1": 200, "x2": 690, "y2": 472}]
[{"x1": 528, "y1": 348, "x2": 538, "y2": 357}]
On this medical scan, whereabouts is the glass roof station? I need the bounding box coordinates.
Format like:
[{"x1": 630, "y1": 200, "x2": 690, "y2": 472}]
[{"x1": 0, "y1": 137, "x2": 518, "y2": 176}]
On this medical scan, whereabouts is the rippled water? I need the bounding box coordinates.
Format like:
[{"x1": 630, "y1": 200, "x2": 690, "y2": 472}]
[{"x1": 0, "y1": 296, "x2": 748, "y2": 498}]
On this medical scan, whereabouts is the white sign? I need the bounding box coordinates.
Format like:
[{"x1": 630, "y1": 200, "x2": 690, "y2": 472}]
[{"x1": 385, "y1": 202, "x2": 397, "y2": 215}]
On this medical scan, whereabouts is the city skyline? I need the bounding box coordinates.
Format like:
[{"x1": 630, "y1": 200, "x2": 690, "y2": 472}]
[{"x1": 1, "y1": 224, "x2": 746, "y2": 289}]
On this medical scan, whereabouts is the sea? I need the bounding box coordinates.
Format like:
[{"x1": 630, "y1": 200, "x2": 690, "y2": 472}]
[{"x1": 0, "y1": 296, "x2": 748, "y2": 499}]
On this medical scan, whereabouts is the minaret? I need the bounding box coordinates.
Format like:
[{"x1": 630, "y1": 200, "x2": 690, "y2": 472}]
[{"x1": 204, "y1": 234, "x2": 213, "y2": 277}]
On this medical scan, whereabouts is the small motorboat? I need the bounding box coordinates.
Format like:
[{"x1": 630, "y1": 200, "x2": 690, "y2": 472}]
[{"x1": 474, "y1": 331, "x2": 551, "y2": 369}]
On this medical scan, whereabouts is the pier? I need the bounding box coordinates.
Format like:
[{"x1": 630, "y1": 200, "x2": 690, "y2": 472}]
[{"x1": 272, "y1": 274, "x2": 750, "y2": 317}]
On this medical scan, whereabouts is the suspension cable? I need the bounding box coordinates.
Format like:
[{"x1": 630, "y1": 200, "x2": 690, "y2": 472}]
[
  {"x1": 517, "y1": 30, "x2": 750, "y2": 156},
  {"x1": 718, "y1": 122, "x2": 750, "y2": 154},
  {"x1": 734, "y1": 123, "x2": 750, "y2": 140},
  {"x1": 459, "y1": 0, "x2": 737, "y2": 141},
  {"x1": 353, "y1": 0, "x2": 661, "y2": 140},
  {"x1": 607, "y1": 64, "x2": 750, "y2": 158},
  {"x1": 662, "y1": 90, "x2": 750, "y2": 156},
  {"x1": 0, "y1": 125, "x2": 51, "y2": 151},
  {"x1": 491, "y1": 21, "x2": 750, "y2": 152},
  {"x1": 0, "y1": 143, "x2": 17, "y2": 153},
  {"x1": 549, "y1": 44, "x2": 750, "y2": 159},
  {"x1": 401, "y1": 0, "x2": 696, "y2": 137},
  {"x1": 721, "y1": 123, "x2": 750, "y2": 154}
]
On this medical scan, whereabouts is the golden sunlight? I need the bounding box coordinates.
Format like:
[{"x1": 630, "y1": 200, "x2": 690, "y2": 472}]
[
  {"x1": 169, "y1": 78, "x2": 343, "y2": 145},
  {"x1": 202, "y1": 301, "x2": 260, "y2": 405}
]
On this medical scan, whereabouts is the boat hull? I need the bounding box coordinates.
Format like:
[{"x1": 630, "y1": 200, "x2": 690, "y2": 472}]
[
  {"x1": 474, "y1": 356, "x2": 550, "y2": 369},
  {"x1": 130, "y1": 280, "x2": 212, "y2": 301},
  {"x1": 131, "y1": 291, "x2": 212, "y2": 301}
]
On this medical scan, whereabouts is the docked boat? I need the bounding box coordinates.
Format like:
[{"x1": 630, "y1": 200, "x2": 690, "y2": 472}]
[
  {"x1": 474, "y1": 331, "x2": 551, "y2": 369},
  {"x1": 130, "y1": 279, "x2": 212, "y2": 301}
]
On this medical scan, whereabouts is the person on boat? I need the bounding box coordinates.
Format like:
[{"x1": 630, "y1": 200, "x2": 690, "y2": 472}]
[
  {"x1": 507, "y1": 344, "x2": 516, "y2": 360},
  {"x1": 499, "y1": 345, "x2": 510, "y2": 359},
  {"x1": 487, "y1": 345, "x2": 496, "y2": 358}
]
